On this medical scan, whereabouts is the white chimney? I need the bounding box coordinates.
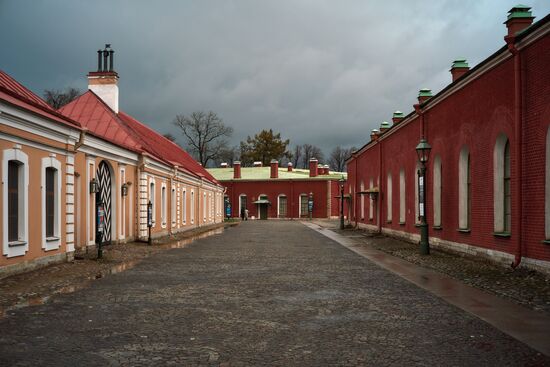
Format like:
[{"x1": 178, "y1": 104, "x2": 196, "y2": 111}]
[{"x1": 88, "y1": 45, "x2": 119, "y2": 113}]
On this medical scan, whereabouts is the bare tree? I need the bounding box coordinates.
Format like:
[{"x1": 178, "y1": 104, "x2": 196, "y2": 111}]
[
  {"x1": 163, "y1": 133, "x2": 177, "y2": 142},
  {"x1": 292, "y1": 145, "x2": 302, "y2": 168},
  {"x1": 329, "y1": 145, "x2": 357, "y2": 172},
  {"x1": 43, "y1": 87, "x2": 81, "y2": 109},
  {"x1": 173, "y1": 111, "x2": 233, "y2": 167},
  {"x1": 301, "y1": 144, "x2": 324, "y2": 168},
  {"x1": 213, "y1": 145, "x2": 240, "y2": 167}
]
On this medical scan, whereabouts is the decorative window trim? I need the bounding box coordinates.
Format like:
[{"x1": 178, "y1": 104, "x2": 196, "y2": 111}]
[
  {"x1": 3, "y1": 147, "x2": 29, "y2": 258},
  {"x1": 161, "y1": 182, "x2": 167, "y2": 228},
  {"x1": 149, "y1": 177, "x2": 156, "y2": 225},
  {"x1": 41, "y1": 156, "x2": 62, "y2": 251},
  {"x1": 458, "y1": 146, "x2": 470, "y2": 230},
  {"x1": 493, "y1": 134, "x2": 509, "y2": 233},
  {"x1": 190, "y1": 189, "x2": 195, "y2": 224},
  {"x1": 386, "y1": 173, "x2": 392, "y2": 222},
  {"x1": 433, "y1": 155, "x2": 442, "y2": 228},
  {"x1": 171, "y1": 185, "x2": 176, "y2": 227},
  {"x1": 182, "y1": 187, "x2": 187, "y2": 225}
]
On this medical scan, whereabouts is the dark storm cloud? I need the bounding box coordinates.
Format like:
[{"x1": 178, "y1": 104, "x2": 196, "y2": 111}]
[{"x1": 1, "y1": 0, "x2": 549, "y2": 155}]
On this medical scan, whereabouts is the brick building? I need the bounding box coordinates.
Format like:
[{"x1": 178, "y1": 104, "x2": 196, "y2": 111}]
[
  {"x1": 0, "y1": 47, "x2": 224, "y2": 278},
  {"x1": 208, "y1": 159, "x2": 346, "y2": 220},
  {"x1": 346, "y1": 5, "x2": 550, "y2": 271}
]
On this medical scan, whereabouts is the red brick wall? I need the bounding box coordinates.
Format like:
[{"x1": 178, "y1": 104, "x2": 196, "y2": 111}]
[{"x1": 347, "y1": 28, "x2": 550, "y2": 263}]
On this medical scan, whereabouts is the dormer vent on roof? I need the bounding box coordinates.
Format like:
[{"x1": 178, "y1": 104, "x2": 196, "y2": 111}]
[{"x1": 88, "y1": 44, "x2": 119, "y2": 113}]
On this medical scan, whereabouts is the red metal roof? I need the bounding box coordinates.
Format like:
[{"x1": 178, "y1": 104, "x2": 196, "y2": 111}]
[
  {"x1": 59, "y1": 91, "x2": 142, "y2": 152},
  {"x1": 0, "y1": 70, "x2": 81, "y2": 128},
  {"x1": 60, "y1": 91, "x2": 218, "y2": 185}
]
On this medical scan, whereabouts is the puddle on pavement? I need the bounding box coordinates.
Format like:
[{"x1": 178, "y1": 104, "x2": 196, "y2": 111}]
[{"x1": 0, "y1": 226, "x2": 226, "y2": 319}]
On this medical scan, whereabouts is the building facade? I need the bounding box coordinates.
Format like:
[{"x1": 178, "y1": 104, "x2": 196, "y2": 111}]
[
  {"x1": 0, "y1": 47, "x2": 224, "y2": 278},
  {"x1": 346, "y1": 6, "x2": 550, "y2": 271},
  {"x1": 209, "y1": 159, "x2": 346, "y2": 220}
]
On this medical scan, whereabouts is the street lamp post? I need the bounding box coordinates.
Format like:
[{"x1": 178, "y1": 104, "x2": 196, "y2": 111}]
[
  {"x1": 416, "y1": 138, "x2": 432, "y2": 255},
  {"x1": 339, "y1": 175, "x2": 346, "y2": 230}
]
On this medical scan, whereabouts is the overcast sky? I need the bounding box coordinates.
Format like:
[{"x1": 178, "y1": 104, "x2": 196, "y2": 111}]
[{"x1": 1, "y1": 1, "x2": 549, "y2": 156}]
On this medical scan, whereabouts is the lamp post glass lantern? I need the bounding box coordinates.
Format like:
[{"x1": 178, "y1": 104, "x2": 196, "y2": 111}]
[
  {"x1": 339, "y1": 175, "x2": 346, "y2": 229},
  {"x1": 415, "y1": 138, "x2": 432, "y2": 255}
]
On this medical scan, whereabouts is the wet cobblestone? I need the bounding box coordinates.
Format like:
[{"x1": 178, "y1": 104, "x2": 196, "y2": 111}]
[
  {"x1": 316, "y1": 219, "x2": 550, "y2": 315},
  {"x1": 0, "y1": 221, "x2": 548, "y2": 366}
]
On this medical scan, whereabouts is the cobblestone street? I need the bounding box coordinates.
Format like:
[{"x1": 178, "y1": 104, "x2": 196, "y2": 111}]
[{"x1": 0, "y1": 221, "x2": 548, "y2": 366}]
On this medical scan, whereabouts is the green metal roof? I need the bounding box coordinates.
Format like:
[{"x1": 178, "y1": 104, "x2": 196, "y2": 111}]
[
  {"x1": 507, "y1": 5, "x2": 533, "y2": 20},
  {"x1": 208, "y1": 167, "x2": 347, "y2": 181},
  {"x1": 451, "y1": 59, "x2": 469, "y2": 68},
  {"x1": 418, "y1": 88, "x2": 433, "y2": 97}
]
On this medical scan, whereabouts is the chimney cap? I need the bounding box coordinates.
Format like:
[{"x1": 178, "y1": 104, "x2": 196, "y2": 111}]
[
  {"x1": 309, "y1": 157, "x2": 318, "y2": 162},
  {"x1": 451, "y1": 59, "x2": 469, "y2": 68},
  {"x1": 287, "y1": 162, "x2": 293, "y2": 166},
  {"x1": 371, "y1": 129, "x2": 380, "y2": 134},
  {"x1": 233, "y1": 160, "x2": 241, "y2": 165},
  {"x1": 220, "y1": 162, "x2": 228, "y2": 167},
  {"x1": 380, "y1": 121, "x2": 391, "y2": 129},
  {"x1": 270, "y1": 159, "x2": 278, "y2": 164},
  {"x1": 506, "y1": 4, "x2": 534, "y2": 21},
  {"x1": 393, "y1": 111, "x2": 404, "y2": 118},
  {"x1": 418, "y1": 88, "x2": 433, "y2": 98}
]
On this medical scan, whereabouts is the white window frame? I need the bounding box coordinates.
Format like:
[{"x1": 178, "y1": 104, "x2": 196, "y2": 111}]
[
  {"x1": 369, "y1": 178, "x2": 374, "y2": 220},
  {"x1": 433, "y1": 155, "x2": 442, "y2": 228},
  {"x1": 458, "y1": 146, "x2": 470, "y2": 230},
  {"x1": 171, "y1": 185, "x2": 176, "y2": 227},
  {"x1": 182, "y1": 187, "x2": 187, "y2": 225},
  {"x1": 399, "y1": 169, "x2": 405, "y2": 224},
  {"x1": 149, "y1": 178, "x2": 156, "y2": 225},
  {"x1": 387, "y1": 173, "x2": 392, "y2": 222},
  {"x1": 203, "y1": 192, "x2": 207, "y2": 223},
  {"x1": 190, "y1": 189, "x2": 195, "y2": 224},
  {"x1": 3, "y1": 147, "x2": 29, "y2": 258},
  {"x1": 161, "y1": 182, "x2": 167, "y2": 228},
  {"x1": 277, "y1": 194, "x2": 287, "y2": 218},
  {"x1": 360, "y1": 180, "x2": 365, "y2": 220},
  {"x1": 41, "y1": 156, "x2": 62, "y2": 251}
]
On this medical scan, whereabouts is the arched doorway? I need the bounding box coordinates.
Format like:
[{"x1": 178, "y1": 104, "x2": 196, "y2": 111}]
[{"x1": 96, "y1": 161, "x2": 113, "y2": 243}]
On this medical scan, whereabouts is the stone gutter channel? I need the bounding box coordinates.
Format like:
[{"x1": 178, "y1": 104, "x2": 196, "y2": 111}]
[
  {"x1": 303, "y1": 221, "x2": 550, "y2": 357},
  {"x1": 0, "y1": 222, "x2": 239, "y2": 319}
]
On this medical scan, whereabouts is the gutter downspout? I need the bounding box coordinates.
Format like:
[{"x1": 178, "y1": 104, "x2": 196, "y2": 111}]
[
  {"x1": 378, "y1": 140, "x2": 383, "y2": 234},
  {"x1": 508, "y1": 38, "x2": 523, "y2": 269}
]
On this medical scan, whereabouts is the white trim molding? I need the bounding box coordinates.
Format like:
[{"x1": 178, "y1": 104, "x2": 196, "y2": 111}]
[
  {"x1": 41, "y1": 155, "x2": 62, "y2": 251},
  {"x1": 2, "y1": 147, "x2": 29, "y2": 258}
]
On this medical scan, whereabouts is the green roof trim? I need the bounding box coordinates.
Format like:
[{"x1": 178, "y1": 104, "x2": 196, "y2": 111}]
[
  {"x1": 207, "y1": 167, "x2": 347, "y2": 181},
  {"x1": 451, "y1": 59, "x2": 469, "y2": 68},
  {"x1": 392, "y1": 111, "x2": 405, "y2": 118},
  {"x1": 507, "y1": 5, "x2": 533, "y2": 20},
  {"x1": 418, "y1": 88, "x2": 433, "y2": 97}
]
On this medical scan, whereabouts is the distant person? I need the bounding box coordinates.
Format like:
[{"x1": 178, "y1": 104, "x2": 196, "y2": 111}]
[{"x1": 245, "y1": 209, "x2": 249, "y2": 221}]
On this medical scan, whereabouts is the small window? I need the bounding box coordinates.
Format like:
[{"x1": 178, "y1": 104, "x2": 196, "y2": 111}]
[
  {"x1": 459, "y1": 147, "x2": 470, "y2": 230},
  {"x1": 278, "y1": 195, "x2": 287, "y2": 218}
]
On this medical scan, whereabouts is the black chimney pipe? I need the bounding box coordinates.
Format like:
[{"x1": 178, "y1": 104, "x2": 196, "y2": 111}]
[
  {"x1": 103, "y1": 49, "x2": 109, "y2": 72},
  {"x1": 109, "y1": 50, "x2": 114, "y2": 71},
  {"x1": 97, "y1": 50, "x2": 102, "y2": 71}
]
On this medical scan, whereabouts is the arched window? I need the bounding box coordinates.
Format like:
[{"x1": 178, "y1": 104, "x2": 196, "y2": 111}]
[
  {"x1": 387, "y1": 173, "x2": 392, "y2": 222},
  {"x1": 415, "y1": 162, "x2": 421, "y2": 224},
  {"x1": 399, "y1": 169, "x2": 405, "y2": 223},
  {"x1": 278, "y1": 194, "x2": 287, "y2": 218},
  {"x1": 369, "y1": 178, "x2": 374, "y2": 220},
  {"x1": 149, "y1": 179, "x2": 156, "y2": 225},
  {"x1": 360, "y1": 181, "x2": 365, "y2": 220},
  {"x1": 433, "y1": 155, "x2": 442, "y2": 228},
  {"x1": 190, "y1": 190, "x2": 195, "y2": 224},
  {"x1": 459, "y1": 146, "x2": 470, "y2": 230},
  {"x1": 494, "y1": 135, "x2": 510, "y2": 233},
  {"x1": 161, "y1": 183, "x2": 167, "y2": 227},
  {"x1": 203, "y1": 192, "x2": 207, "y2": 223},
  {"x1": 171, "y1": 186, "x2": 176, "y2": 227}
]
